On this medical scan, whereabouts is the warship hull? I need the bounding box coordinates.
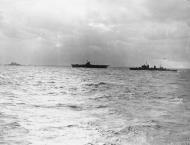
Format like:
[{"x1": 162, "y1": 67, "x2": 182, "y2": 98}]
[
  {"x1": 129, "y1": 67, "x2": 177, "y2": 72},
  {"x1": 72, "y1": 64, "x2": 108, "y2": 68}
]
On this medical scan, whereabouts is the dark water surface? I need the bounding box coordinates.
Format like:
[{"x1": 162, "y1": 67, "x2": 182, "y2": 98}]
[{"x1": 0, "y1": 66, "x2": 190, "y2": 145}]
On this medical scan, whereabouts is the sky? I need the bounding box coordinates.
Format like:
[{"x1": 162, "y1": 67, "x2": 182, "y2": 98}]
[{"x1": 0, "y1": 0, "x2": 190, "y2": 68}]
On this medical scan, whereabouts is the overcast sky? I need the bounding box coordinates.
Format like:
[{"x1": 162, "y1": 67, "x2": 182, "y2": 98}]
[{"x1": 0, "y1": 0, "x2": 190, "y2": 68}]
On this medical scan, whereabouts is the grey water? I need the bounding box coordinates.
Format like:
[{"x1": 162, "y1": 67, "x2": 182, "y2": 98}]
[{"x1": 0, "y1": 66, "x2": 190, "y2": 145}]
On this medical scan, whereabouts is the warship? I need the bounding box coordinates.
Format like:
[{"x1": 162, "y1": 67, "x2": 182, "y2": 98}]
[
  {"x1": 130, "y1": 64, "x2": 177, "y2": 72},
  {"x1": 72, "y1": 61, "x2": 109, "y2": 68},
  {"x1": 8, "y1": 62, "x2": 21, "y2": 66}
]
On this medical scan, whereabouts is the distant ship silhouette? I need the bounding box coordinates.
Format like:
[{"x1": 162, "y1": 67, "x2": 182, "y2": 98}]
[
  {"x1": 130, "y1": 64, "x2": 177, "y2": 72},
  {"x1": 8, "y1": 62, "x2": 21, "y2": 66},
  {"x1": 72, "y1": 61, "x2": 109, "y2": 68}
]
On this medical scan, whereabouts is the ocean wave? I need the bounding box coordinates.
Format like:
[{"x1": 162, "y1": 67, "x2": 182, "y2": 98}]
[
  {"x1": 0, "y1": 66, "x2": 190, "y2": 145},
  {"x1": 85, "y1": 82, "x2": 109, "y2": 88},
  {"x1": 95, "y1": 105, "x2": 107, "y2": 109},
  {"x1": 1, "y1": 121, "x2": 29, "y2": 138},
  {"x1": 90, "y1": 95, "x2": 112, "y2": 101},
  {"x1": 67, "y1": 105, "x2": 83, "y2": 111}
]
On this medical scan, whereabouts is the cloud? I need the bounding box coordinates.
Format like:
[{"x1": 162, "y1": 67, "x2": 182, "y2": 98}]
[
  {"x1": 0, "y1": 0, "x2": 189, "y2": 68},
  {"x1": 146, "y1": 0, "x2": 190, "y2": 23}
]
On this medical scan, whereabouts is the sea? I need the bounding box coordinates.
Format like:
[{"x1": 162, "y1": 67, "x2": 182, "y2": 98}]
[{"x1": 0, "y1": 66, "x2": 190, "y2": 145}]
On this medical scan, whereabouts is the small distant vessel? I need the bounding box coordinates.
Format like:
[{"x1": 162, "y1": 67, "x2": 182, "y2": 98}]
[
  {"x1": 72, "y1": 61, "x2": 109, "y2": 68},
  {"x1": 8, "y1": 62, "x2": 21, "y2": 66},
  {"x1": 130, "y1": 64, "x2": 177, "y2": 72}
]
